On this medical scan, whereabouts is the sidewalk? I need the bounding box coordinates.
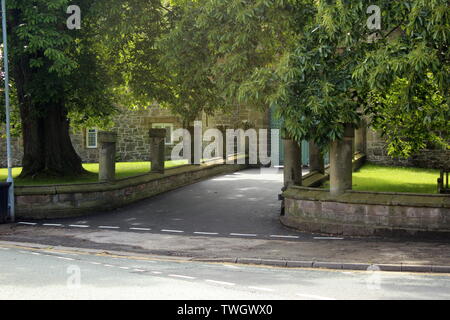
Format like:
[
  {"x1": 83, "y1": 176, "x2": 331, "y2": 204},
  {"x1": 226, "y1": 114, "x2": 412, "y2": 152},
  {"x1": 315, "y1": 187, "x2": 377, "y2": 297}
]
[{"x1": 1, "y1": 224, "x2": 449, "y2": 273}]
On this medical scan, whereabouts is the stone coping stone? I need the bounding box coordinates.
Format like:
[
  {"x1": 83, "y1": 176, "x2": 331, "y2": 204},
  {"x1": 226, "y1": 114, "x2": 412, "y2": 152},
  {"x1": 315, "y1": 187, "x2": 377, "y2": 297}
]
[
  {"x1": 284, "y1": 186, "x2": 449, "y2": 208},
  {"x1": 148, "y1": 128, "x2": 167, "y2": 138},
  {"x1": 98, "y1": 131, "x2": 117, "y2": 143}
]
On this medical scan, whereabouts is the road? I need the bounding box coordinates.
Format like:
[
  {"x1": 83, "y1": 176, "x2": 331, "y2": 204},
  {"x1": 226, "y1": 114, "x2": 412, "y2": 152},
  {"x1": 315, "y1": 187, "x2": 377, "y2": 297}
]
[
  {"x1": 1, "y1": 244, "x2": 449, "y2": 300},
  {"x1": 19, "y1": 168, "x2": 324, "y2": 242}
]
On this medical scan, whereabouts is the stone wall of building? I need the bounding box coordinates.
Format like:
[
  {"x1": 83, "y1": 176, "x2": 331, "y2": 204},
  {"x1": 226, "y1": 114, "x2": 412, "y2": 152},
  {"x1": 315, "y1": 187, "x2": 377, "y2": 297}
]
[
  {"x1": 1, "y1": 105, "x2": 269, "y2": 167},
  {"x1": 366, "y1": 128, "x2": 450, "y2": 169}
]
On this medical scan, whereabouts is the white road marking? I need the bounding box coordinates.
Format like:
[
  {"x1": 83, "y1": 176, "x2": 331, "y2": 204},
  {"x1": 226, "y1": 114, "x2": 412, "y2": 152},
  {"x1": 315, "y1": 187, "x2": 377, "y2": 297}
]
[
  {"x1": 205, "y1": 279, "x2": 235, "y2": 286},
  {"x1": 168, "y1": 274, "x2": 196, "y2": 280},
  {"x1": 57, "y1": 257, "x2": 75, "y2": 261},
  {"x1": 161, "y1": 229, "x2": 184, "y2": 233},
  {"x1": 30, "y1": 252, "x2": 41, "y2": 255},
  {"x1": 90, "y1": 262, "x2": 101, "y2": 265},
  {"x1": 230, "y1": 233, "x2": 257, "y2": 237},
  {"x1": 103, "y1": 264, "x2": 114, "y2": 267},
  {"x1": 0, "y1": 247, "x2": 9, "y2": 250},
  {"x1": 119, "y1": 267, "x2": 130, "y2": 270},
  {"x1": 248, "y1": 286, "x2": 274, "y2": 292},
  {"x1": 314, "y1": 237, "x2": 344, "y2": 240},
  {"x1": 133, "y1": 269, "x2": 145, "y2": 272},
  {"x1": 296, "y1": 293, "x2": 336, "y2": 300},
  {"x1": 17, "y1": 222, "x2": 36, "y2": 226},
  {"x1": 129, "y1": 227, "x2": 151, "y2": 231},
  {"x1": 152, "y1": 271, "x2": 162, "y2": 275},
  {"x1": 69, "y1": 225, "x2": 90, "y2": 228},
  {"x1": 43, "y1": 224, "x2": 63, "y2": 227},
  {"x1": 98, "y1": 226, "x2": 120, "y2": 229},
  {"x1": 270, "y1": 235, "x2": 299, "y2": 239},
  {"x1": 194, "y1": 232, "x2": 219, "y2": 235}
]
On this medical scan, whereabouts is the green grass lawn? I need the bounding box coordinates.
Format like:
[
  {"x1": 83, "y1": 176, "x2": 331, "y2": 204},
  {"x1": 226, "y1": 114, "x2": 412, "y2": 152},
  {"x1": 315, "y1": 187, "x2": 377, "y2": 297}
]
[
  {"x1": 324, "y1": 164, "x2": 440, "y2": 194},
  {"x1": 0, "y1": 160, "x2": 188, "y2": 186}
]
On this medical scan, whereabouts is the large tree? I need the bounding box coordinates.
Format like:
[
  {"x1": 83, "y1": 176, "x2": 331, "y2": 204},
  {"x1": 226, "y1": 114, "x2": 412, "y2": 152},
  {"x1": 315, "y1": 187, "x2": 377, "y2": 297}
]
[
  {"x1": 1, "y1": 0, "x2": 167, "y2": 178},
  {"x1": 158, "y1": 0, "x2": 449, "y2": 157}
]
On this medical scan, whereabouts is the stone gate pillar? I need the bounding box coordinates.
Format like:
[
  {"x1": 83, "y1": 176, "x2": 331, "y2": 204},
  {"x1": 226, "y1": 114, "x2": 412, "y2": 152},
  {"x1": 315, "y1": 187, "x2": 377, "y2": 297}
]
[
  {"x1": 149, "y1": 128, "x2": 166, "y2": 174},
  {"x1": 98, "y1": 131, "x2": 117, "y2": 183},
  {"x1": 282, "y1": 132, "x2": 302, "y2": 190},
  {"x1": 355, "y1": 119, "x2": 367, "y2": 154},
  {"x1": 330, "y1": 124, "x2": 354, "y2": 195},
  {"x1": 309, "y1": 141, "x2": 325, "y2": 174},
  {"x1": 217, "y1": 125, "x2": 227, "y2": 161}
]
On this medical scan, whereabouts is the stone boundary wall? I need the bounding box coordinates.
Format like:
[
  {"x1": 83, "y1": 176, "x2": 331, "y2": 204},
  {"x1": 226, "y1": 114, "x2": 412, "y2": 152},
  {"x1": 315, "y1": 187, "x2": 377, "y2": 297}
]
[
  {"x1": 15, "y1": 160, "x2": 248, "y2": 219},
  {"x1": 281, "y1": 187, "x2": 450, "y2": 237},
  {"x1": 366, "y1": 128, "x2": 450, "y2": 169}
]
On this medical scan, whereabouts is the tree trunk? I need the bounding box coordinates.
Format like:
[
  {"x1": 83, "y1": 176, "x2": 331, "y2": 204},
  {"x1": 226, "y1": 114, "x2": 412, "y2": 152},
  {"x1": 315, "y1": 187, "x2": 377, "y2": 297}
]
[
  {"x1": 19, "y1": 103, "x2": 85, "y2": 178},
  {"x1": 13, "y1": 55, "x2": 85, "y2": 179}
]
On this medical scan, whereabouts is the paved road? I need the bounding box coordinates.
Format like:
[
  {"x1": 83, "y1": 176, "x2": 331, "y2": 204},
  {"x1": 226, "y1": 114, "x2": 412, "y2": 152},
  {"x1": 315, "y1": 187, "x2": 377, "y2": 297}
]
[
  {"x1": 1, "y1": 244, "x2": 449, "y2": 300},
  {"x1": 19, "y1": 168, "x2": 331, "y2": 242}
]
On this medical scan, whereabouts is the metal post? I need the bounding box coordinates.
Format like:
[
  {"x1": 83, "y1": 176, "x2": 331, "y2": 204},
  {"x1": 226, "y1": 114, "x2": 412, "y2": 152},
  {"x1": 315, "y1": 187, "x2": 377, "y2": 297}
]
[{"x1": 2, "y1": 0, "x2": 14, "y2": 222}]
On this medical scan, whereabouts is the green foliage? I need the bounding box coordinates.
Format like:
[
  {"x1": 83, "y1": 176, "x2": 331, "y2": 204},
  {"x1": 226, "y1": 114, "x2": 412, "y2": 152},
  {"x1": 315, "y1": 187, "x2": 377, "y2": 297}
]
[
  {"x1": 0, "y1": 0, "x2": 118, "y2": 127},
  {"x1": 367, "y1": 74, "x2": 449, "y2": 158},
  {"x1": 161, "y1": 0, "x2": 449, "y2": 156}
]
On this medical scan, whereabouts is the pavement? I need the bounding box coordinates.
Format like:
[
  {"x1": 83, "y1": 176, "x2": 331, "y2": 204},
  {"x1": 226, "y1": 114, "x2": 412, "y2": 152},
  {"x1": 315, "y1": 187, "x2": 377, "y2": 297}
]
[
  {"x1": 0, "y1": 168, "x2": 449, "y2": 272},
  {"x1": 1, "y1": 243, "x2": 449, "y2": 300}
]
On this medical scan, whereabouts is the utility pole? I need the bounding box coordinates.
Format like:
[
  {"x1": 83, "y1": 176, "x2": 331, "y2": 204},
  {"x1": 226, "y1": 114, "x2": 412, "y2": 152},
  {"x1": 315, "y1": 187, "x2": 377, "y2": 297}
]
[{"x1": 2, "y1": 0, "x2": 14, "y2": 222}]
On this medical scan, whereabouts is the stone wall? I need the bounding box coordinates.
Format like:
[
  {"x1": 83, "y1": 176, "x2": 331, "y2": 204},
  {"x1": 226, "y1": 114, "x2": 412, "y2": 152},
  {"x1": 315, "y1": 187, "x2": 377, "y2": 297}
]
[
  {"x1": 282, "y1": 186, "x2": 450, "y2": 237},
  {"x1": 15, "y1": 160, "x2": 248, "y2": 219},
  {"x1": 1, "y1": 105, "x2": 268, "y2": 167},
  {"x1": 366, "y1": 128, "x2": 450, "y2": 169}
]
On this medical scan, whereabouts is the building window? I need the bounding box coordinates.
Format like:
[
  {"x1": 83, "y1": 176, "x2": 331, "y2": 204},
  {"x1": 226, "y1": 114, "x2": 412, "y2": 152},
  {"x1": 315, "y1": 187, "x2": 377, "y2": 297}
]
[
  {"x1": 152, "y1": 123, "x2": 173, "y2": 145},
  {"x1": 86, "y1": 128, "x2": 98, "y2": 148}
]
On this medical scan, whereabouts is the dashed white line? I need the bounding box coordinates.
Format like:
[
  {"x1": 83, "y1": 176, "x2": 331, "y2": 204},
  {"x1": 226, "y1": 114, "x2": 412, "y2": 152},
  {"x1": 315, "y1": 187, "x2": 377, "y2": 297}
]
[
  {"x1": 168, "y1": 274, "x2": 196, "y2": 280},
  {"x1": 0, "y1": 247, "x2": 9, "y2": 250},
  {"x1": 296, "y1": 293, "x2": 336, "y2": 300},
  {"x1": 90, "y1": 262, "x2": 101, "y2": 265},
  {"x1": 161, "y1": 229, "x2": 184, "y2": 233},
  {"x1": 205, "y1": 279, "x2": 235, "y2": 286},
  {"x1": 43, "y1": 223, "x2": 63, "y2": 227},
  {"x1": 194, "y1": 232, "x2": 219, "y2": 235},
  {"x1": 17, "y1": 222, "x2": 36, "y2": 226},
  {"x1": 103, "y1": 264, "x2": 114, "y2": 267},
  {"x1": 133, "y1": 269, "x2": 146, "y2": 272},
  {"x1": 247, "y1": 286, "x2": 274, "y2": 292},
  {"x1": 152, "y1": 271, "x2": 163, "y2": 275},
  {"x1": 129, "y1": 227, "x2": 151, "y2": 231},
  {"x1": 230, "y1": 233, "x2": 257, "y2": 237},
  {"x1": 119, "y1": 267, "x2": 130, "y2": 270},
  {"x1": 313, "y1": 237, "x2": 344, "y2": 240},
  {"x1": 270, "y1": 235, "x2": 299, "y2": 239},
  {"x1": 57, "y1": 257, "x2": 75, "y2": 261},
  {"x1": 98, "y1": 226, "x2": 120, "y2": 229},
  {"x1": 69, "y1": 225, "x2": 90, "y2": 228}
]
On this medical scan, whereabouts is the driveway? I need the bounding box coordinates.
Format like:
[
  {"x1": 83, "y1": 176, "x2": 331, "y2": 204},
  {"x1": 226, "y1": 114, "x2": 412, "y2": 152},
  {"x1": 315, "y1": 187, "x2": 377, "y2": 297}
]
[{"x1": 20, "y1": 168, "x2": 320, "y2": 241}]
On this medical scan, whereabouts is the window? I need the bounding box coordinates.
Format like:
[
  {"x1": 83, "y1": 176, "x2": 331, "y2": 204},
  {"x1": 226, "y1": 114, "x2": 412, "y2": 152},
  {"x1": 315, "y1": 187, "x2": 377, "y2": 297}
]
[
  {"x1": 152, "y1": 123, "x2": 174, "y2": 145},
  {"x1": 86, "y1": 128, "x2": 98, "y2": 148}
]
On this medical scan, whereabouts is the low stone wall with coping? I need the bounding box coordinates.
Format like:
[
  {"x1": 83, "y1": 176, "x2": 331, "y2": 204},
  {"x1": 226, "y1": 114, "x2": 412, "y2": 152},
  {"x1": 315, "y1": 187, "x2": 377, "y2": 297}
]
[
  {"x1": 281, "y1": 186, "x2": 450, "y2": 236},
  {"x1": 15, "y1": 158, "x2": 248, "y2": 219}
]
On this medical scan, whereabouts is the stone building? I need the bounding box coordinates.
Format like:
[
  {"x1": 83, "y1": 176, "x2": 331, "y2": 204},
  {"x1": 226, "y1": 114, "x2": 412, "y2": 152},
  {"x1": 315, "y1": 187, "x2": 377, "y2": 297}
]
[
  {"x1": 0, "y1": 104, "x2": 269, "y2": 166},
  {"x1": 0, "y1": 104, "x2": 448, "y2": 169}
]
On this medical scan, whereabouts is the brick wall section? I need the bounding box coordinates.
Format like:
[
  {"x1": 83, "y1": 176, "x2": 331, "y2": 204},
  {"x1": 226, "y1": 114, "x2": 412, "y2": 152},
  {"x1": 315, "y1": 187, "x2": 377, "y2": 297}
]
[
  {"x1": 281, "y1": 187, "x2": 450, "y2": 236},
  {"x1": 366, "y1": 128, "x2": 450, "y2": 169}
]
